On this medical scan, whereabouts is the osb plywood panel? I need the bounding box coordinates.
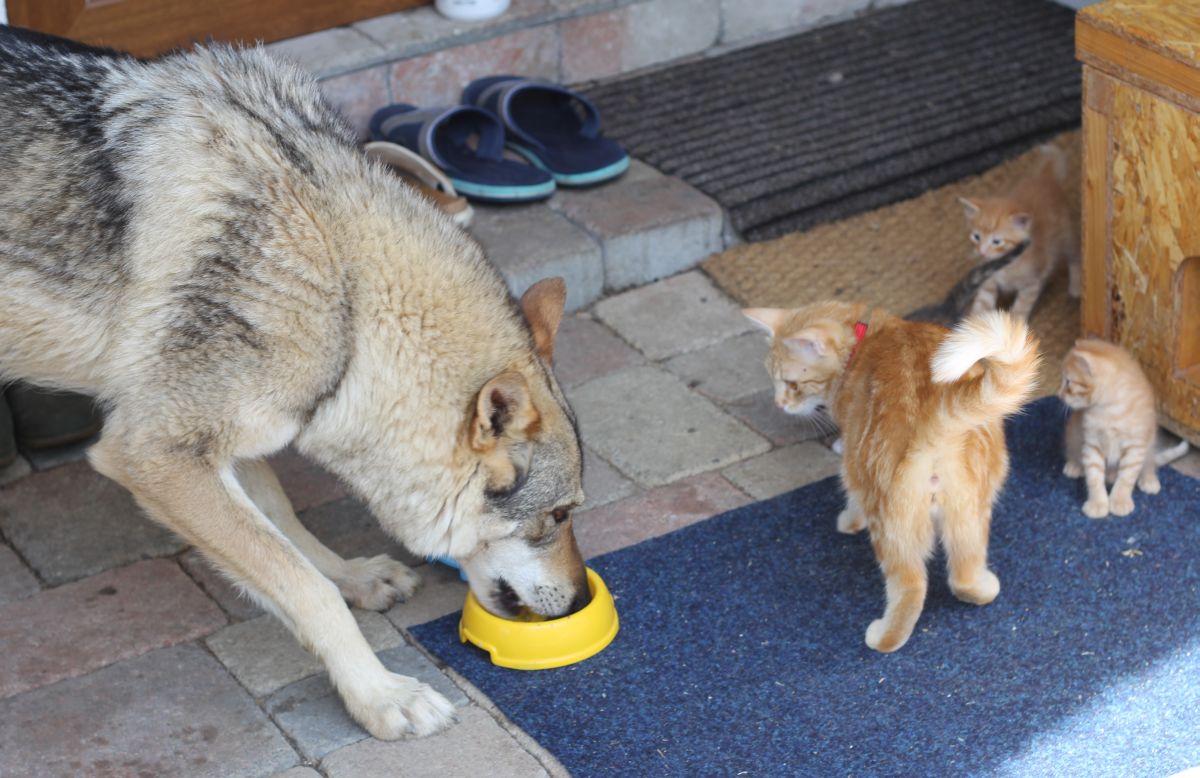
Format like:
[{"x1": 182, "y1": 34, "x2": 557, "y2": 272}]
[
  {"x1": 1107, "y1": 78, "x2": 1200, "y2": 439},
  {"x1": 1079, "y1": 1, "x2": 1200, "y2": 65}
]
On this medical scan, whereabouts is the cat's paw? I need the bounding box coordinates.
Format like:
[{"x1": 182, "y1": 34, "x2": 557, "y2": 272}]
[
  {"x1": 836, "y1": 507, "x2": 866, "y2": 534},
  {"x1": 1062, "y1": 461, "x2": 1083, "y2": 479},
  {"x1": 830, "y1": 438, "x2": 845, "y2": 455},
  {"x1": 1109, "y1": 494, "x2": 1135, "y2": 517},
  {"x1": 1137, "y1": 474, "x2": 1161, "y2": 495},
  {"x1": 865, "y1": 619, "x2": 910, "y2": 653},
  {"x1": 951, "y1": 569, "x2": 1000, "y2": 606},
  {"x1": 1082, "y1": 497, "x2": 1110, "y2": 519}
]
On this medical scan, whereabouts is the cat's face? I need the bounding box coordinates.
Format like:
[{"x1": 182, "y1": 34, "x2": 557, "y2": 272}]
[
  {"x1": 1058, "y1": 349, "x2": 1097, "y2": 410},
  {"x1": 743, "y1": 306, "x2": 848, "y2": 416},
  {"x1": 959, "y1": 197, "x2": 1030, "y2": 261}
]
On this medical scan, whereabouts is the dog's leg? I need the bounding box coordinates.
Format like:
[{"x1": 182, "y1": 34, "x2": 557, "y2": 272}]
[
  {"x1": 90, "y1": 436, "x2": 455, "y2": 740},
  {"x1": 234, "y1": 459, "x2": 419, "y2": 611}
]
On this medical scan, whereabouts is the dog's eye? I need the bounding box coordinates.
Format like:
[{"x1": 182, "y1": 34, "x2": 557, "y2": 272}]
[{"x1": 551, "y1": 507, "x2": 570, "y2": 524}]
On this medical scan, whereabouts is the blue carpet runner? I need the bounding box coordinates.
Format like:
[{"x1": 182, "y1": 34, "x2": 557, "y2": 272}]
[{"x1": 412, "y1": 399, "x2": 1200, "y2": 777}]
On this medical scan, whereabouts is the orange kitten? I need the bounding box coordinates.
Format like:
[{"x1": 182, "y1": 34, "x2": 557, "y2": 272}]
[
  {"x1": 959, "y1": 144, "x2": 1079, "y2": 320},
  {"x1": 1058, "y1": 339, "x2": 1189, "y2": 518},
  {"x1": 744, "y1": 303, "x2": 1039, "y2": 652}
]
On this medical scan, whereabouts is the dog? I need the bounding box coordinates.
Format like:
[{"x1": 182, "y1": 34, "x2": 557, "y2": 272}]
[{"x1": 0, "y1": 26, "x2": 590, "y2": 739}]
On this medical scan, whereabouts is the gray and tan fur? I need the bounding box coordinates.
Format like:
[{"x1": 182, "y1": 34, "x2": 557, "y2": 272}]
[{"x1": 0, "y1": 26, "x2": 590, "y2": 739}]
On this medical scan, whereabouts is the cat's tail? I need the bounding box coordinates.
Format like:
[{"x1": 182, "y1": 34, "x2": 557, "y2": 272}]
[
  {"x1": 1037, "y1": 143, "x2": 1068, "y2": 183},
  {"x1": 930, "y1": 311, "x2": 1041, "y2": 429},
  {"x1": 1156, "y1": 438, "x2": 1190, "y2": 468}
]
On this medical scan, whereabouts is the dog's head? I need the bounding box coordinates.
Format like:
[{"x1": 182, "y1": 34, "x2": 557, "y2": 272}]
[{"x1": 456, "y1": 278, "x2": 589, "y2": 618}]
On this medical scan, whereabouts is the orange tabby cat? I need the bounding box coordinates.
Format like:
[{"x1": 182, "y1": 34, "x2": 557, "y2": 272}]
[
  {"x1": 1058, "y1": 339, "x2": 1189, "y2": 518},
  {"x1": 744, "y1": 303, "x2": 1039, "y2": 653},
  {"x1": 959, "y1": 144, "x2": 1079, "y2": 320}
]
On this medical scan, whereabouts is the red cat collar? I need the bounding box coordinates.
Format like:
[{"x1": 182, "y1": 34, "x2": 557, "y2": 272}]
[{"x1": 848, "y1": 319, "x2": 869, "y2": 363}]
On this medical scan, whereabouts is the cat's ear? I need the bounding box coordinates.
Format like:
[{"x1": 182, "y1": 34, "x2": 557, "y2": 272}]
[
  {"x1": 783, "y1": 329, "x2": 827, "y2": 360},
  {"x1": 1011, "y1": 212, "x2": 1032, "y2": 231},
  {"x1": 958, "y1": 197, "x2": 980, "y2": 218},
  {"x1": 743, "y1": 308, "x2": 787, "y2": 336},
  {"x1": 1066, "y1": 350, "x2": 1094, "y2": 376}
]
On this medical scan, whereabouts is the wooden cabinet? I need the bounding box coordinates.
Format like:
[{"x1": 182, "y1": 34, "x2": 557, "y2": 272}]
[
  {"x1": 1077, "y1": 1, "x2": 1200, "y2": 445},
  {"x1": 5, "y1": 0, "x2": 428, "y2": 58}
]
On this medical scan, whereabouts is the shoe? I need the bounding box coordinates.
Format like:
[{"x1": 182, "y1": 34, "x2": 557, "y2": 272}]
[
  {"x1": 462, "y1": 75, "x2": 629, "y2": 186},
  {"x1": 368, "y1": 104, "x2": 555, "y2": 203},
  {"x1": 363, "y1": 140, "x2": 475, "y2": 227}
]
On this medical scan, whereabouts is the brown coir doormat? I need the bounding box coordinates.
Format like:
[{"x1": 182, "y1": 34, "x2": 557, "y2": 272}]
[{"x1": 702, "y1": 132, "x2": 1081, "y2": 395}]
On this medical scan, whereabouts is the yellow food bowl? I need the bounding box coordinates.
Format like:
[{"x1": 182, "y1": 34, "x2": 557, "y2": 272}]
[{"x1": 459, "y1": 567, "x2": 619, "y2": 670}]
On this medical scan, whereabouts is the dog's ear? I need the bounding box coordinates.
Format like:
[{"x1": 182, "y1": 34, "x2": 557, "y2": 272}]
[
  {"x1": 521, "y1": 278, "x2": 566, "y2": 362},
  {"x1": 471, "y1": 370, "x2": 540, "y2": 452}
]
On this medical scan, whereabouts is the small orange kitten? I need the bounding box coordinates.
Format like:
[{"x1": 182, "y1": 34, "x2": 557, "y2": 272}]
[
  {"x1": 959, "y1": 144, "x2": 1079, "y2": 320},
  {"x1": 744, "y1": 303, "x2": 1039, "y2": 653},
  {"x1": 1058, "y1": 339, "x2": 1189, "y2": 518}
]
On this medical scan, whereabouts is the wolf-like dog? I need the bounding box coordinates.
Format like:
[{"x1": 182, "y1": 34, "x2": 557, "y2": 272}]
[{"x1": 0, "y1": 26, "x2": 591, "y2": 738}]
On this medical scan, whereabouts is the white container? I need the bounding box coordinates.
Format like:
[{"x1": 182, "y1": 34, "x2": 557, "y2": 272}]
[{"x1": 435, "y1": 0, "x2": 511, "y2": 22}]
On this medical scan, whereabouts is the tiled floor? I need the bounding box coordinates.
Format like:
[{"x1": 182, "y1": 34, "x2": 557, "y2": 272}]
[{"x1": 2, "y1": 196, "x2": 1197, "y2": 776}]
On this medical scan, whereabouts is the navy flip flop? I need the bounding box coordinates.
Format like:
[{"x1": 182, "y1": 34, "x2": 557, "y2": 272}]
[
  {"x1": 368, "y1": 104, "x2": 555, "y2": 203},
  {"x1": 462, "y1": 76, "x2": 629, "y2": 187}
]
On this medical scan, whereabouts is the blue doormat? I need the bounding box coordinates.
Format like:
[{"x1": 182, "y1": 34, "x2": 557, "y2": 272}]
[{"x1": 411, "y1": 399, "x2": 1200, "y2": 777}]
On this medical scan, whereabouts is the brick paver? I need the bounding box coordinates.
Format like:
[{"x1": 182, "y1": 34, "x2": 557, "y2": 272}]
[
  {"x1": 724, "y1": 388, "x2": 829, "y2": 447},
  {"x1": 722, "y1": 442, "x2": 842, "y2": 501},
  {"x1": 266, "y1": 643, "x2": 468, "y2": 760},
  {"x1": 471, "y1": 203, "x2": 604, "y2": 313},
  {"x1": 269, "y1": 447, "x2": 350, "y2": 513},
  {"x1": 568, "y1": 365, "x2": 769, "y2": 487},
  {"x1": 553, "y1": 314, "x2": 644, "y2": 390},
  {"x1": 385, "y1": 562, "x2": 469, "y2": 630},
  {"x1": 0, "y1": 559, "x2": 225, "y2": 699},
  {"x1": 297, "y1": 496, "x2": 425, "y2": 569},
  {"x1": 593, "y1": 271, "x2": 754, "y2": 360},
  {"x1": 663, "y1": 332, "x2": 773, "y2": 404},
  {"x1": 179, "y1": 548, "x2": 267, "y2": 622},
  {"x1": 206, "y1": 610, "x2": 402, "y2": 697},
  {"x1": 0, "y1": 643, "x2": 298, "y2": 778},
  {"x1": 0, "y1": 460, "x2": 185, "y2": 585},
  {"x1": 321, "y1": 705, "x2": 549, "y2": 778},
  {"x1": 573, "y1": 471, "x2": 751, "y2": 558},
  {"x1": 581, "y1": 445, "x2": 638, "y2": 510},
  {"x1": 0, "y1": 543, "x2": 38, "y2": 607},
  {"x1": 550, "y1": 173, "x2": 724, "y2": 293}
]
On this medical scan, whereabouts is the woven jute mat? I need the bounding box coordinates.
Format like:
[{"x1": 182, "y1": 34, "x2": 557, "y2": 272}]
[{"x1": 702, "y1": 132, "x2": 1081, "y2": 396}]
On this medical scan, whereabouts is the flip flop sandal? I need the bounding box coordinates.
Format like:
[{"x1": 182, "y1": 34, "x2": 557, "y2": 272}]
[
  {"x1": 363, "y1": 141, "x2": 474, "y2": 227},
  {"x1": 462, "y1": 75, "x2": 629, "y2": 187},
  {"x1": 369, "y1": 104, "x2": 555, "y2": 203}
]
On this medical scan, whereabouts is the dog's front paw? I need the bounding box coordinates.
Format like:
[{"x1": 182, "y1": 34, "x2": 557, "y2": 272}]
[
  {"x1": 1062, "y1": 461, "x2": 1083, "y2": 479},
  {"x1": 347, "y1": 673, "x2": 457, "y2": 740},
  {"x1": 1082, "y1": 497, "x2": 1109, "y2": 519},
  {"x1": 336, "y1": 555, "x2": 421, "y2": 611},
  {"x1": 1109, "y1": 494, "x2": 1135, "y2": 517}
]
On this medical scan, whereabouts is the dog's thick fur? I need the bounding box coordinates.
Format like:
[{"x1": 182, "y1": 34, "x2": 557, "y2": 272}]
[{"x1": 0, "y1": 26, "x2": 590, "y2": 739}]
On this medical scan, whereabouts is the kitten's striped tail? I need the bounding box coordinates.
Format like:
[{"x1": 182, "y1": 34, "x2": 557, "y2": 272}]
[
  {"x1": 930, "y1": 311, "x2": 1041, "y2": 429},
  {"x1": 1156, "y1": 438, "x2": 1190, "y2": 468}
]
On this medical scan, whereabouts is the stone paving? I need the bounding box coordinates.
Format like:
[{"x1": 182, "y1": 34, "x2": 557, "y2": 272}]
[{"x1": 2, "y1": 171, "x2": 1197, "y2": 776}]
